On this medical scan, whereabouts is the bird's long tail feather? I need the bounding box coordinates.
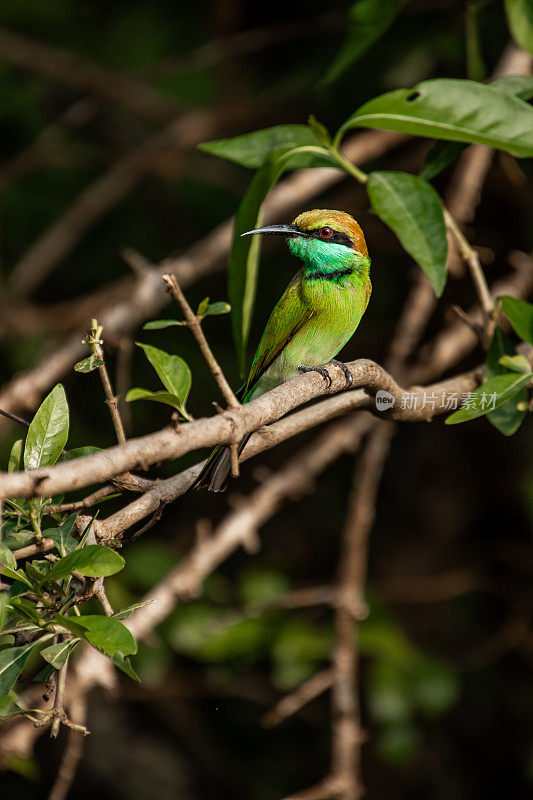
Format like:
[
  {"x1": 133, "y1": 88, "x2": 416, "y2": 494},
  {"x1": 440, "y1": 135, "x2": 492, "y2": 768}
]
[{"x1": 194, "y1": 434, "x2": 252, "y2": 492}]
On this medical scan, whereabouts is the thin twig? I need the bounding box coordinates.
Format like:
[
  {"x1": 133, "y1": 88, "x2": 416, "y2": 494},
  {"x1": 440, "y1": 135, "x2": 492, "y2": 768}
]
[
  {"x1": 47, "y1": 694, "x2": 87, "y2": 800},
  {"x1": 162, "y1": 273, "x2": 240, "y2": 409},
  {"x1": 443, "y1": 207, "x2": 494, "y2": 334},
  {"x1": 0, "y1": 407, "x2": 30, "y2": 428},
  {"x1": 262, "y1": 667, "x2": 334, "y2": 728},
  {"x1": 331, "y1": 424, "x2": 394, "y2": 800},
  {"x1": 93, "y1": 580, "x2": 113, "y2": 616},
  {"x1": 50, "y1": 650, "x2": 69, "y2": 739},
  {"x1": 47, "y1": 485, "x2": 117, "y2": 514}
]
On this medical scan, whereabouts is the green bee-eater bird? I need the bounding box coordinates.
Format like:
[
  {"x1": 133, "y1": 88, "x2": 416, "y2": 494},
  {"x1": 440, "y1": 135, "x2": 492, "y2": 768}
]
[{"x1": 197, "y1": 209, "x2": 371, "y2": 491}]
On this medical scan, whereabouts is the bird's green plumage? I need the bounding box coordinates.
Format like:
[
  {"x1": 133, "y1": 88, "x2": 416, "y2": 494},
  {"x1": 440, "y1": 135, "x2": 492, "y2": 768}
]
[{"x1": 197, "y1": 209, "x2": 372, "y2": 490}]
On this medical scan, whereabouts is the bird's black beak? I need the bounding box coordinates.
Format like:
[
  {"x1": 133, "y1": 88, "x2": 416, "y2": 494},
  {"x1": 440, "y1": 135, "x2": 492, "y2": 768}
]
[{"x1": 241, "y1": 224, "x2": 303, "y2": 238}]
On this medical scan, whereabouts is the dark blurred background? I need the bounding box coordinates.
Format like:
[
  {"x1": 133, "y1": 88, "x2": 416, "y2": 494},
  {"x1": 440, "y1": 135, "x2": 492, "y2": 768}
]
[{"x1": 0, "y1": 1, "x2": 532, "y2": 798}]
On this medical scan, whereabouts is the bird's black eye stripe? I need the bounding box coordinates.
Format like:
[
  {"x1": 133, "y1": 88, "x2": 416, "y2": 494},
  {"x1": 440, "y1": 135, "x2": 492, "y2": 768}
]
[{"x1": 307, "y1": 227, "x2": 353, "y2": 247}]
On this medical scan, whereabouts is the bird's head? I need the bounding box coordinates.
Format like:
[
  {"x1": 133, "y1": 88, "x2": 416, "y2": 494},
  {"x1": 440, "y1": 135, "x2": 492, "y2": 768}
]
[{"x1": 242, "y1": 209, "x2": 369, "y2": 277}]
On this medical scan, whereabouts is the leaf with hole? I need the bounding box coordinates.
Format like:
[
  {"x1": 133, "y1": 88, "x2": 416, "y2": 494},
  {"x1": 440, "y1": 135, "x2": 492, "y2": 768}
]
[
  {"x1": 367, "y1": 171, "x2": 447, "y2": 295},
  {"x1": 74, "y1": 355, "x2": 104, "y2": 373},
  {"x1": 337, "y1": 78, "x2": 533, "y2": 156},
  {"x1": 24, "y1": 384, "x2": 69, "y2": 470}
]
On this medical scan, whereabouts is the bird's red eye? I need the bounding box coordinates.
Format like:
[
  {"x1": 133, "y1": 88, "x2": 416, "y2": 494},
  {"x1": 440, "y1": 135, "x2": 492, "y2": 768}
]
[{"x1": 321, "y1": 226, "x2": 332, "y2": 238}]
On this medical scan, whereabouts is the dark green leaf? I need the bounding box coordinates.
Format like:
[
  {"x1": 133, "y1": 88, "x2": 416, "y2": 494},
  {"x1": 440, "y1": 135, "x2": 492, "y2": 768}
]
[
  {"x1": 501, "y1": 296, "x2": 533, "y2": 344},
  {"x1": 40, "y1": 638, "x2": 80, "y2": 669},
  {"x1": 0, "y1": 641, "x2": 38, "y2": 694},
  {"x1": 112, "y1": 653, "x2": 140, "y2": 681},
  {"x1": 9, "y1": 597, "x2": 42, "y2": 624},
  {"x1": 367, "y1": 171, "x2": 448, "y2": 295},
  {"x1": 307, "y1": 115, "x2": 331, "y2": 146},
  {"x1": 0, "y1": 692, "x2": 24, "y2": 720},
  {"x1": 0, "y1": 565, "x2": 33, "y2": 587},
  {"x1": 484, "y1": 327, "x2": 527, "y2": 436},
  {"x1": 44, "y1": 513, "x2": 79, "y2": 556},
  {"x1": 323, "y1": 0, "x2": 404, "y2": 83},
  {"x1": 8, "y1": 440, "x2": 23, "y2": 473},
  {"x1": 135, "y1": 342, "x2": 191, "y2": 414},
  {"x1": 74, "y1": 355, "x2": 104, "y2": 373},
  {"x1": 24, "y1": 384, "x2": 69, "y2": 470},
  {"x1": 44, "y1": 545, "x2": 125, "y2": 582},
  {"x1": 0, "y1": 593, "x2": 8, "y2": 633},
  {"x1": 57, "y1": 615, "x2": 137, "y2": 659},
  {"x1": 229, "y1": 145, "x2": 302, "y2": 372},
  {"x1": 337, "y1": 78, "x2": 533, "y2": 156},
  {"x1": 446, "y1": 372, "x2": 532, "y2": 425},
  {"x1": 0, "y1": 543, "x2": 17, "y2": 572},
  {"x1": 199, "y1": 124, "x2": 321, "y2": 168},
  {"x1": 420, "y1": 76, "x2": 533, "y2": 180},
  {"x1": 505, "y1": 0, "x2": 533, "y2": 55}
]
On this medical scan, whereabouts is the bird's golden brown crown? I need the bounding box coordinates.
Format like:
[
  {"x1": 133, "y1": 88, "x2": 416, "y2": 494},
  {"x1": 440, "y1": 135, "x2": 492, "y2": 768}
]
[{"x1": 292, "y1": 209, "x2": 368, "y2": 256}]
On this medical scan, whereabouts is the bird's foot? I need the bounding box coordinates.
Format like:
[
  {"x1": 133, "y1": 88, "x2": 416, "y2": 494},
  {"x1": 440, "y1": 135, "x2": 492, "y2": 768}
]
[
  {"x1": 328, "y1": 359, "x2": 353, "y2": 388},
  {"x1": 298, "y1": 363, "x2": 333, "y2": 388},
  {"x1": 298, "y1": 360, "x2": 353, "y2": 390}
]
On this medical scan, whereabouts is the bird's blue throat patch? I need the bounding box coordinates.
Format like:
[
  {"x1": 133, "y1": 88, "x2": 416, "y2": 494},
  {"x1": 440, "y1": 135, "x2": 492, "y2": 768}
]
[{"x1": 287, "y1": 236, "x2": 369, "y2": 281}]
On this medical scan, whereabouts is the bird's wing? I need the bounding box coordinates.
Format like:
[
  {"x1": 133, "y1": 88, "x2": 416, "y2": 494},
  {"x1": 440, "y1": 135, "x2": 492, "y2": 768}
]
[{"x1": 240, "y1": 270, "x2": 313, "y2": 400}]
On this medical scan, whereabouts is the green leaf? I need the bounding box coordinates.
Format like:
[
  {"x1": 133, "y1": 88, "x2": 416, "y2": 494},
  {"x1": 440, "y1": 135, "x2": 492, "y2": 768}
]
[
  {"x1": 61, "y1": 446, "x2": 101, "y2": 461},
  {"x1": 40, "y1": 638, "x2": 80, "y2": 669},
  {"x1": 485, "y1": 327, "x2": 528, "y2": 436},
  {"x1": 367, "y1": 171, "x2": 448, "y2": 295},
  {"x1": 56, "y1": 614, "x2": 137, "y2": 659},
  {"x1": 112, "y1": 653, "x2": 140, "y2": 681},
  {"x1": 196, "y1": 297, "x2": 210, "y2": 316},
  {"x1": 111, "y1": 600, "x2": 153, "y2": 620},
  {"x1": 44, "y1": 513, "x2": 79, "y2": 556},
  {"x1": 505, "y1": 0, "x2": 533, "y2": 55},
  {"x1": 143, "y1": 319, "x2": 185, "y2": 330},
  {"x1": 198, "y1": 125, "x2": 321, "y2": 168},
  {"x1": 229, "y1": 145, "x2": 299, "y2": 373},
  {"x1": 9, "y1": 597, "x2": 42, "y2": 624},
  {"x1": 323, "y1": 0, "x2": 404, "y2": 83},
  {"x1": 420, "y1": 76, "x2": 533, "y2": 180},
  {"x1": 0, "y1": 593, "x2": 9, "y2": 633},
  {"x1": 135, "y1": 342, "x2": 192, "y2": 413},
  {"x1": 307, "y1": 115, "x2": 331, "y2": 147},
  {"x1": 489, "y1": 74, "x2": 533, "y2": 100},
  {"x1": 0, "y1": 543, "x2": 17, "y2": 572},
  {"x1": 445, "y1": 372, "x2": 532, "y2": 425},
  {"x1": 0, "y1": 692, "x2": 24, "y2": 720},
  {"x1": 0, "y1": 565, "x2": 33, "y2": 587},
  {"x1": 8, "y1": 440, "x2": 23, "y2": 473},
  {"x1": 498, "y1": 354, "x2": 532, "y2": 374},
  {"x1": 0, "y1": 641, "x2": 38, "y2": 694},
  {"x1": 24, "y1": 384, "x2": 69, "y2": 470},
  {"x1": 74, "y1": 355, "x2": 104, "y2": 373},
  {"x1": 202, "y1": 301, "x2": 231, "y2": 317},
  {"x1": 44, "y1": 545, "x2": 125, "y2": 582},
  {"x1": 126, "y1": 387, "x2": 187, "y2": 413},
  {"x1": 337, "y1": 78, "x2": 533, "y2": 157},
  {"x1": 501, "y1": 296, "x2": 533, "y2": 344}
]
